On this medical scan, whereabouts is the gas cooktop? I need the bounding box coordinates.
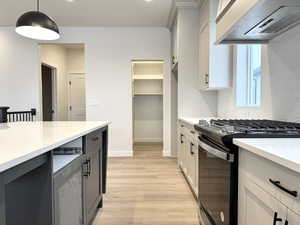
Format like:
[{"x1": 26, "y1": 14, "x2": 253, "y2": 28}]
[{"x1": 195, "y1": 119, "x2": 300, "y2": 149}]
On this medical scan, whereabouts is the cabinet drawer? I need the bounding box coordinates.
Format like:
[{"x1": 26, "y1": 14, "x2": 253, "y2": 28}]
[
  {"x1": 85, "y1": 129, "x2": 101, "y2": 154},
  {"x1": 240, "y1": 149, "x2": 300, "y2": 215}
]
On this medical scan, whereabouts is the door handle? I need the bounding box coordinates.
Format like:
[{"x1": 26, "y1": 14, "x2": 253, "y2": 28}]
[{"x1": 273, "y1": 212, "x2": 282, "y2": 225}]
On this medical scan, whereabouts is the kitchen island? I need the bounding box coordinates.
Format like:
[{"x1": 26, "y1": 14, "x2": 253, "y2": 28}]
[{"x1": 0, "y1": 121, "x2": 110, "y2": 225}]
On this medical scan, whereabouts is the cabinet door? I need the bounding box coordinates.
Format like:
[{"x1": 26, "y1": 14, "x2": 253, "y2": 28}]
[
  {"x1": 186, "y1": 140, "x2": 195, "y2": 186},
  {"x1": 287, "y1": 210, "x2": 300, "y2": 225},
  {"x1": 178, "y1": 131, "x2": 184, "y2": 167},
  {"x1": 181, "y1": 134, "x2": 188, "y2": 174},
  {"x1": 199, "y1": 22, "x2": 210, "y2": 90},
  {"x1": 189, "y1": 141, "x2": 198, "y2": 195},
  {"x1": 84, "y1": 130, "x2": 102, "y2": 225},
  {"x1": 84, "y1": 150, "x2": 101, "y2": 224},
  {"x1": 193, "y1": 141, "x2": 198, "y2": 196},
  {"x1": 239, "y1": 173, "x2": 286, "y2": 225},
  {"x1": 54, "y1": 157, "x2": 83, "y2": 225}
]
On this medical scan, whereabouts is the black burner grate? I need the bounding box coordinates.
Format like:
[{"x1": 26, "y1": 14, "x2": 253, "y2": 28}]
[{"x1": 210, "y1": 119, "x2": 300, "y2": 133}]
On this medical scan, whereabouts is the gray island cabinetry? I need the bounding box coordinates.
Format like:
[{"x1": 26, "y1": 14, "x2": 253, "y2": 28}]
[{"x1": 0, "y1": 121, "x2": 109, "y2": 225}]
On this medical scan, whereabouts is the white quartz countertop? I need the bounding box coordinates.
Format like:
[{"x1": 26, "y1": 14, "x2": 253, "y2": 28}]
[
  {"x1": 179, "y1": 117, "x2": 216, "y2": 125},
  {"x1": 0, "y1": 121, "x2": 110, "y2": 173},
  {"x1": 234, "y1": 138, "x2": 300, "y2": 174}
]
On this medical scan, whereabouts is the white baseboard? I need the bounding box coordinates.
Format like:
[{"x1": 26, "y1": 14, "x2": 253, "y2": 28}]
[
  {"x1": 108, "y1": 150, "x2": 133, "y2": 157},
  {"x1": 163, "y1": 149, "x2": 172, "y2": 157},
  {"x1": 134, "y1": 138, "x2": 163, "y2": 143}
]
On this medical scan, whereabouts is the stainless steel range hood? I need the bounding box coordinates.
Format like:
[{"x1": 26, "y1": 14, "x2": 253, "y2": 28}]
[{"x1": 216, "y1": 0, "x2": 300, "y2": 44}]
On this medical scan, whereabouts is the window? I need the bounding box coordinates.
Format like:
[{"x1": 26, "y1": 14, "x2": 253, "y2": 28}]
[{"x1": 236, "y1": 45, "x2": 262, "y2": 107}]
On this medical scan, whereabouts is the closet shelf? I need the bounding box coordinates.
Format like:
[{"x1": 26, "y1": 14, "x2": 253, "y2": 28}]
[
  {"x1": 134, "y1": 92, "x2": 163, "y2": 96},
  {"x1": 133, "y1": 75, "x2": 163, "y2": 80}
]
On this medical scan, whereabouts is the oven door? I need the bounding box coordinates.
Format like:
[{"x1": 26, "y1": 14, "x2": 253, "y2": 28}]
[{"x1": 198, "y1": 136, "x2": 237, "y2": 225}]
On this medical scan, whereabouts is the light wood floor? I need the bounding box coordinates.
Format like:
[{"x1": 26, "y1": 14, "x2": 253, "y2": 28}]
[{"x1": 93, "y1": 143, "x2": 199, "y2": 225}]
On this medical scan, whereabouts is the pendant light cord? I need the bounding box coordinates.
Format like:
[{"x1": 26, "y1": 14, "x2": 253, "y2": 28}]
[{"x1": 37, "y1": 0, "x2": 40, "y2": 11}]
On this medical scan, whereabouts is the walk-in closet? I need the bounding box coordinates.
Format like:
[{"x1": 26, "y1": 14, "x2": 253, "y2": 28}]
[{"x1": 132, "y1": 61, "x2": 164, "y2": 148}]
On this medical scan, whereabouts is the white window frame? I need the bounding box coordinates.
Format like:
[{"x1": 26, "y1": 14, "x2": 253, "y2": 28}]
[{"x1": 235, "y1": 45, "x2": 262, "y2": 108}]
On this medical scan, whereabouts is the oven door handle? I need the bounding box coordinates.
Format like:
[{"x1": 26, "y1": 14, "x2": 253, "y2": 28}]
[{"x1": 199, "y1": 140, "x2": 234, "y2": 162}]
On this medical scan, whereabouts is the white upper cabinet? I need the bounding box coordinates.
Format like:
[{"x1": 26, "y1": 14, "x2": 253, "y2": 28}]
[
  {"x1": 216, "y1": 0, "x2": 235, "y2": 21},
  {"x1": 171, "y1": 18, "x2": 178, "y2": 65},
  {"x1": 199, "y1": 0, "x2": 232, "y2": 91}
]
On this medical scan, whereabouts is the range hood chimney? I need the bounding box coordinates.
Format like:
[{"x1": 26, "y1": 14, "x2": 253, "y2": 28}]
[{"x1": 216, "y1": 0, "x2": 300, "y2": 44}]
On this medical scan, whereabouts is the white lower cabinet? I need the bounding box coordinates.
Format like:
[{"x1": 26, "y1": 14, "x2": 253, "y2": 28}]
[
  {"x1": 287, "y1": 209, "x2": 300, "y2": 225},
  {"x1": 178, "y1": 130, "x2": 188, "y2": 174},
  {"x1": 239, "y1": 172, "x2": 287, "y2": 225},
  {"x1": 239, "y1": 149, "x2": 300, "y2": 225},
  {"x1": 178, "y1": 121, "x2": 198, "y2": 198},
  {"x1": 186, "y1": 136, "x2": 198, "y2": 196}
]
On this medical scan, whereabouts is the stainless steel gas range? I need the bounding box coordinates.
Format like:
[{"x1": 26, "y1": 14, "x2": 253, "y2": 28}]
[{"x1": 194, "y1": 119, "x2": 300, "y2": 225}]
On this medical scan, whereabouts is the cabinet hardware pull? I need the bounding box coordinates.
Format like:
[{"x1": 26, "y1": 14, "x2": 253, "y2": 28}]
[
  {"x1": 205, "y1": 74, "x2": 209, "y2": 84},
  {"x1": 84, "y1": 158, "x2": 91, "y2": 177},
  {"x1": 180, "y1": 134, "x2": 184, "y2": 144},
  {"x1": 190, "y1": 143, "x2": 194, "y2": 155},
  {"x1": 83, "y1": 160, "x2": 90, "y2": 177},
  {"x1": 88, "y1": 158, "x2": 91, "y2": 176},
  {"x1": 269, "y1": 179, "x2": 298, "y2": 198},
  {"x1": 285, "y1": 220, "x2": 288, "y2": 225},
  {"x1": 273, "y1": 212, "x2": 282, "y2": 225}
]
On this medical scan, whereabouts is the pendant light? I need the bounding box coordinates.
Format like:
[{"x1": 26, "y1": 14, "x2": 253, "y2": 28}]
[{"x1": 15, "y1": 0, "x2": 60, "y2": 40}]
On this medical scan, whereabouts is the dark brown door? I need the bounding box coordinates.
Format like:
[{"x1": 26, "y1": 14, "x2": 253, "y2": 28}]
[{"x1": 41, "y1": 65, "x2": 53, "y2": 121}]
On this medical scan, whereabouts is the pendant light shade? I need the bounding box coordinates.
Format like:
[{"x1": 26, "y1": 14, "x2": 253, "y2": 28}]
[{"x1": 15, "y1": 0, "x2": 60, "y2": 40}]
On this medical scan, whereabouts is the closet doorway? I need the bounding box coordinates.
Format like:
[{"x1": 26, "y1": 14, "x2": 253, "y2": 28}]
[{"x1": 132, "y1": 60, "x2": 164, "y2": 155}]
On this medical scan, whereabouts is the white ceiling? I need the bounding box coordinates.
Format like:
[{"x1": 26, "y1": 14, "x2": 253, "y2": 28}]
[{"x1": 0, "y1": 0, "x2": 174, "y2": 27}]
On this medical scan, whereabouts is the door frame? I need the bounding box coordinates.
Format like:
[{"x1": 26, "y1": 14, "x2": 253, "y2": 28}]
[
  {"x1": 67, "y1": 73, "x2": 86, "y2": 121},
  {"x1": 131, "y1": 60, "x2": 165, "y2": 151},
  {"x1": 40, "y1": 63, "x2": 58, "y2": 121}
]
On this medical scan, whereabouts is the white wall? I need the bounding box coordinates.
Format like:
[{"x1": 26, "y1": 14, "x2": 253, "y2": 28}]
[
  {"x1": 134, "y1": 96, "x2": 163, "y2": 143},
  {"x1": 56, "y1": 28, "x2": 171, "y2": 156},
  {"x1": 0, "y1": 27, "x2": 171, "y2": 157},
  {"x1": 0, "y1": 28, "x2": 40, "y2": 113},
  {"x1": 66, "y1": 48, "x2": 85, "y2": 73},
  {"x1": 217, "y1": 25, "x2": 300, "y2": 122},
  {"x1": 40, "y1": 45, "x2": 68, "y2": 121}
]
